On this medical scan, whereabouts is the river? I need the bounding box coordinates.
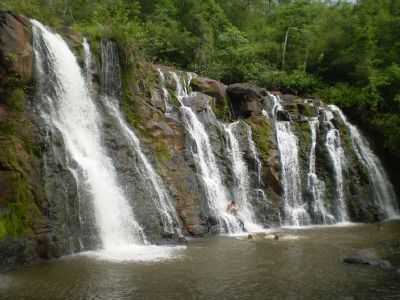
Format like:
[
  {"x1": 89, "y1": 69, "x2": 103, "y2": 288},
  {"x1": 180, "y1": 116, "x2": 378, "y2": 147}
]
[{"x1": 1, "y1": 223, "x2": 399, "y2": 300}]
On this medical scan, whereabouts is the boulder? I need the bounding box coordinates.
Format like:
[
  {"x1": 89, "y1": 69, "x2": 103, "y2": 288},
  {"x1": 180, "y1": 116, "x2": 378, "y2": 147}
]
[
  {"x1": 280, "y1": 94, "x2": 297, "y2": 103},
  {"x1": 182, "y1": 93, "x2": 210, "y2": 112},
  {"x1": 226, "y1": 83, "x2": 264, "y2": 118},
  {"x1": 190, "y1": 77, "x2": 226, "y2": 101},
  {"x1": 276, "y1": 110, "x2": 291, "y2": 122},
  {"x1": 343, "y1": 249, "x2": 393, "y2": 270}
]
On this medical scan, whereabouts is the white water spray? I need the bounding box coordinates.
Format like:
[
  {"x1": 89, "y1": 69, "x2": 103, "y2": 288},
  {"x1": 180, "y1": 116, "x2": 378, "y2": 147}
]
[
  {"x1": 91, "y1": 41, "x2": 183, "y2": 237},
  {"x1": 323, "y1": 109, "x2": 349, "y2": 222},
  {"x1": 267, "y1": 93, "x2": 311, "y2": 226},
  {"x1": 328, "y1": 105, "x2": 399, "y2": 219},
  {"x1": 225, "y1": 122, "x2": 264, "y2": 232},
  {"x1": 307, "y1": 118, "x2": 334, "y2": 224},
  {"x1": 32, "y1": 21, "x2": 145, "y2": 249},
  {"x1": 106, "y1": 101, "x2": 183, "y2": 236},
  {"x1": 157, "y1": 68, "x2": 173, "y2": 114},
  {"x1": 168, "y1": 71, "x2": 243, "y2": 233}
]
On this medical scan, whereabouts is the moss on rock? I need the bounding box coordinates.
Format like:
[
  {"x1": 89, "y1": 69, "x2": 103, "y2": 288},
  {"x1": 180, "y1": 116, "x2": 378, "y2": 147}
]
[
  {"x1": 246, "y1": 116, "x2": 272, "y2": 163},
  {"x1": 0, "y1": 105, "x2": 44, "y2": 240}
]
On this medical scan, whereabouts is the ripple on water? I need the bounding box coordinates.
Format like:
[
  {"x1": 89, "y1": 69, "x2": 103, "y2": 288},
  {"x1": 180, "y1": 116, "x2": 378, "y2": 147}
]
[{"x1": 79, "y1": 245, "x2": 187, "y2": 263}]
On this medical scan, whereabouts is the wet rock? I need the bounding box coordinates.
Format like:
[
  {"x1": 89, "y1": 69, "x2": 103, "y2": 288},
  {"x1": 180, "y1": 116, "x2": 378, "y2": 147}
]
[
  {"x1": 183, "y1": 93, "x2": 210, "y2": 112},
  {"x1": 186, "y1": 224, "x2": 207, "y2": 236},
  {"x1": 150, "y1": 89, "x2": 166, "y2": 111},
  {"x1": 147, "y1": 120, "x2": 175, "y2": 137},
  {"x1": 191, "y1": 77, "x2": 226, "y2": 101},
  {"x1": 226, "y1": 83, "x2": 264, "y2": 118},
  {"x1": 280, "y1": 94, "x2": 297, "y2": 103},
  {"x1": 207, "y1": 215, "x2": 219, "y2": 226},
  {"x1": 343, "y1": 249, "x2": 393, "y2": 270},
  {"x1": 0, "y1": 237, "x2": 37, "y2": 272},
  {"x1": 276, "y1": 110, "x2": 291, "y2": 122}
]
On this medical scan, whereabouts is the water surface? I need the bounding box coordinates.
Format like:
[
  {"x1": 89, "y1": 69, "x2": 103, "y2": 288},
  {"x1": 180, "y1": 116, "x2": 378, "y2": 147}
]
[{"x1": 1, "y1": 223, "x2": 400, "y2": 300}]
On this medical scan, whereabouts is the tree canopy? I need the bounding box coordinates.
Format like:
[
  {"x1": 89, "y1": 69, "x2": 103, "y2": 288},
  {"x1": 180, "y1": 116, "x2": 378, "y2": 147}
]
[{"x1": 2, "y1": 0, "x2": 400, "y2": 163}]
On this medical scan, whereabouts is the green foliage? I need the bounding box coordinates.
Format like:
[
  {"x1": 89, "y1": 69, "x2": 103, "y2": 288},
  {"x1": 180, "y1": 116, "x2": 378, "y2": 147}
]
[
  {"x1": 0, "y1": 174, "x2": 36, "y2": 239},
  {"x1": 0, "y1": 138, "x2": 40, "y2": 240},
  {"x1": 6, "y1": 88, "x2": 26, "y2": 112},
  {"x1": 1, "y1": 0, "x2": 400, "y2": 162},
  {"x1": 212, "y1": 97, "x2": 231, "y2": 122},
  {"x1": 372, "y1": 113, "x2": 400, "y2": 155},
  {"x1": 317, "y1": 83, "x2": 380, "y2": 109},
  {"x1": 246, "y1": 117, "x2": 272, "y2": 163},
  {"x1": 293, "y1": 121, "x2": 311, "y2": 162},
  {"x1": 259, "y1": 70, "x2": 322, "y2": 95}
]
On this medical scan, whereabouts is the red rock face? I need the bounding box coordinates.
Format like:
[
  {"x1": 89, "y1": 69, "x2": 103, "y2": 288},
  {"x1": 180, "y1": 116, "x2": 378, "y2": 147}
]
[{"x1": 0, "y1": 12, "x2": 32, "y2": 82}]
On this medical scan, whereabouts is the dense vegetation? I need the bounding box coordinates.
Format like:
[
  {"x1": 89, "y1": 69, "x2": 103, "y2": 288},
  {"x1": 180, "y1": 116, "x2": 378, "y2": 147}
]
[{"x1": 1, "y1": 0, "x2": 399, "y2": 167}]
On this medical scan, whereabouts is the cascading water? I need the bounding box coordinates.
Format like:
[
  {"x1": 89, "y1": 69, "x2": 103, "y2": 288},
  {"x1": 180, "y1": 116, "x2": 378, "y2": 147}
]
[
  {"x1": 82, "y1": 38, "x2": 93, "y2": 92},
  {"x1": 105, "y1": 103, "x2": 183, "y2": 236},
  {"x1": 323, "y1": 109, "x2": 349, "y2": 222},
  {"x1": 328, "y1": 105, "x2": 399, "y2": 219},
  {"x1": 31, "y1": 17, "x2": 399, "y2": 256},
  {"x1": 247, "y1": 125, "x2": 262, "y2": 186},
  {"x1": 267, "y1": 93, "x2": 311, "y2": 226},
  {"x1": 94, "y1": 41, "x2": 183, "y2": 237},
  {"x1": 32, "y1": 21, "x2": 145, "y2": 250},
  {"x1": 246, "y1": 124, "x2": 268, "y2": 203},
  {"x1": 307, "y1": 118, "x2": 334, "y2": 224},
  {"x1": 224, "y1": 122, "x2": 264, "y2": 232},
  {"x1": 157, "y1": 68, "x2": 173, "y2": 114},
  {"x1": 168, "y1": 71, "x2": 244, "y2": 233}
]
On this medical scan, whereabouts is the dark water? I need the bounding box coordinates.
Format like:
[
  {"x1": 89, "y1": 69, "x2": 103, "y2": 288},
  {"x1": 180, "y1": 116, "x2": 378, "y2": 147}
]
[{"x1": 1, "y1": 223, "x2": 400, "y2": 300}]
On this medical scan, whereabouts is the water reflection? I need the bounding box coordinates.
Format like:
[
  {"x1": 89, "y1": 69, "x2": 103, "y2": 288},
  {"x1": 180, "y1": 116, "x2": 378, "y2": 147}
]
[{"x1": 1, "y1": 223, "x2": 400, "y2": 300}]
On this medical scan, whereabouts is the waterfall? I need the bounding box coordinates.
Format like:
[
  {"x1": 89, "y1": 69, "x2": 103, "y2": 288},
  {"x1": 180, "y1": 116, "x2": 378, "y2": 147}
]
[
  {"x1": 307, "y1": 118, "x2": 334, "y2": 224},
  {"x1": 247, "y1": 125, "x2": 262, "y2": 186},
  {"x1": 328, "y1": 105, "x2": 399, "y2": 219},
  {"x1": 267, "y1": 93, "x2": 311, "y2": 226},
  {"x1": 157, "y1": 68, "x2": 173, "y2": 114},
  {"x1": 95, "y1": 41, "x2": 183, "y2": 237},
  {"x1": 32, "y1": 20, "x2": 145, "y2": 249},
  {"x1": 168, "y1": 71, "x2": 244, "y2": 233},
  {"x1": 82, "y1": 38, "x2": 92, "y2": 89},
  {"x1": 323, "y1": 109, "x2": 349, "y2": 222},
  {"x1": 224, "y1": 122, "x2": 264, "y2": 232},
  {"x1": 106, "y1": 103, "x2": 183, "y2": 236},
  {"x1": 246, "y1": 124, "x2": 268, "y2": 203}
]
